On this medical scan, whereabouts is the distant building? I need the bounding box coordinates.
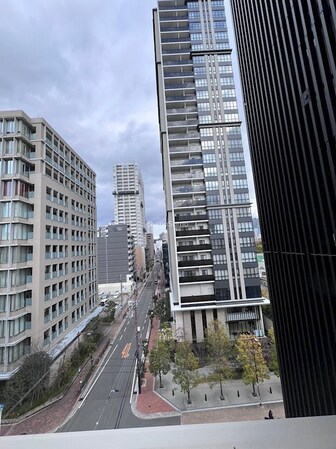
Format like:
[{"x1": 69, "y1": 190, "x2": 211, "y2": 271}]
[
  {"x1": 145, "y1": 233, "x2": 154, "y2": 270},
  {"x1": 97, "y1": 223, "x2": 134, "y2": 284},
  {"x1": 113, "y1": 163, "x2": 146, "y2": 247},
  {"x1": 162, "y1": 242, "x2": 170, "y2": 289},
  {"x1": 0, "y1": 110, "x2": 97, "y2": 378},
  {"x1": 253, "y1": 218, "x2": 261, "y2": 240}
]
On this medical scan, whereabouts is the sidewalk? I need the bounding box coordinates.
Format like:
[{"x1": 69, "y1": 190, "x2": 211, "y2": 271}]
[{"x1": 0, "y1": 306, "x2": 128, "y2": 437}]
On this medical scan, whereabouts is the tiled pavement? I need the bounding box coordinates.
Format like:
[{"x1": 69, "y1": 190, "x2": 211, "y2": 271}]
[{"x1": 133, "y1": 317, "x2": 179, "y2": 418}]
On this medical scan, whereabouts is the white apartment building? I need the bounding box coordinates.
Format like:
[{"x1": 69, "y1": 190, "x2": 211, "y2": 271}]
[
  {"x1": 113, "y1": 163, "x2": 146, "y2": 247},
  {"x1": 0, "y1": 110, "x2": 97, "y2": 378},
  {"x1": 153, "y1": 0, "x2": 268, "y2": 342}
]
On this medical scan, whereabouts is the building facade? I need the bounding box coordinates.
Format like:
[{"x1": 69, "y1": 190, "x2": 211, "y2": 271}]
[
  {"x1": 153, "y1": 0, "x2": 267, "y2": 342},
  {"x1": 97, "y1": 223, "x2": 134, "y2": 284},
  {"x1": 113, "y1": 163, "x2": 146, "y2": 247},
  {"x1": 0, "y1": 110, "x2": 97, "y2": 378},
  {"x1": 230, "y1": 1, "x2": 336, "y2": 417}
]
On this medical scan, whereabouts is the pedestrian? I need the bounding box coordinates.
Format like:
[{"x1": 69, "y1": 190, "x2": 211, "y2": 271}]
[{"x1": 268, "y1": 410, "x2": 274, "y2": 419}]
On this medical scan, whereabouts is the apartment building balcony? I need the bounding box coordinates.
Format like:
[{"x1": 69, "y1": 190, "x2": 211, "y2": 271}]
[
  {"x1": 164, "y1": 70, "x2": 193, "y2": 78},
  {"x1": 162, "y1": 48, "x2": 190, "y2": 55},
  {"x1": 169, "y1": 131, "x2": 199, "y2": 141},
  {"x1": 170, "y1": 156, "x2": 202, "y2": 166},
  {"x1": 158, "y1": 4, "x2": 186, "y2": 11},
  {"x1": 163, "y1": 60, "x2": 192, "y2": 67},
  {"x1": 161, "y1": 36, "x2": 190, "y2": 44},
  {"x1": 181, "y1": 294, "x2": 216, "y2": 305},
  {"x1": 177, "y1": 243, "x2": 211, "y2": 252},
  {"x1": 166, "y1": 94, "x2": 197, "y2": 103},
  {"x1": 178, "y1": 258, "x2": 213, "y2": 267},
  {"x1": 159, "y1": 13, "x2": 188, "y2": 21},
  {"x1": 172, "y1": 184, "x2": 205, "y2": 194},
  {"x1": 226, "y1": 310, "x2": 260, "y2": 322},
  {"x1": 160, "y1": 26, "x2": 189, "y2": 33},
  {"x1": 171, "y1": 168, "x2": 203, "y2": 179},
  {"x1": 174, "y1": 198, "x2": 206, "y2": 208},
  {"x1": 176, "y1": 228, "x2": 209, "y2": 237},
  {"x1": 167, "y1": 119, "x2": 198, "y2": 128},
  {"x1": 179, "y1": 274, "x2": 215, "y2": 283},
  {"x1": 167, "y1": 106, "x2": 198, "y2": 115},
  {"x1": 169, "y1": 144, "x2": 201, "y2": 154},
  {"x1": 175, "y1": 213, "x2": 208, "y2": 222}
]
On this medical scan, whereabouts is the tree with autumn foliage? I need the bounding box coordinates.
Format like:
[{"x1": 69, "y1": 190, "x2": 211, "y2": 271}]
[
  {"x1": 236, "y1": 333, "x2": 269, "y2": 397},
  {"x1": 149, "y1": 340, "x2": 171, "y2": 388},
  {"x1": 205, "y1": 321, "x2": 232, "y2": 400},
  {"x1": 173, "y1": 341, "x2": 200, "y2": 404}
]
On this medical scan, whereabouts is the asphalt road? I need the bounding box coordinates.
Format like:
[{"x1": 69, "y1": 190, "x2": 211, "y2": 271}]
[{"x1": 60, "y1": 266, "x2": 180, "y2": 432}]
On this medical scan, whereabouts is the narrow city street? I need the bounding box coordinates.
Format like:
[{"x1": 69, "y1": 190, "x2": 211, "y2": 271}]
[{"x1": 60, "y1": 265, "x2": 180, "y2": 431}]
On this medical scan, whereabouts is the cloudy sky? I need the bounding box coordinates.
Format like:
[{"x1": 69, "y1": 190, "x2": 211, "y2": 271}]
[{"x1": 0, "y1": 0, "x2": 257, "y2": 236}]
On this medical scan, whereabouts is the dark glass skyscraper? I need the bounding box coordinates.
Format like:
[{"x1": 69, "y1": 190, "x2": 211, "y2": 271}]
[{"x1": 230, "y1": 1, "x2": 336, "y2": 417}]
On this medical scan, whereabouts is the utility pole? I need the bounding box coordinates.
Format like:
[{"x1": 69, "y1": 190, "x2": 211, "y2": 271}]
[{"x1": 133, "y1": 298, "x2": 142, "y2": 394}]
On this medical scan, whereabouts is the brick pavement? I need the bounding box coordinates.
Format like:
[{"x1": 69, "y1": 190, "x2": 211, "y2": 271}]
[{"x1": 133, "y1": 317, "x2": 179, "y2": 418}]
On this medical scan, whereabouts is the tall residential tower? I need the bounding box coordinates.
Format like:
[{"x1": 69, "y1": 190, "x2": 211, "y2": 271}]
[
  {"x1": 153, "y1": 0, "x2": 268, "y2": 342},
  {"x1": 0, "y1": 110, "x2": 97, "y2": 378},
  {"x1": 231, "y1": 1, "x2": 336, "y2": 417}
]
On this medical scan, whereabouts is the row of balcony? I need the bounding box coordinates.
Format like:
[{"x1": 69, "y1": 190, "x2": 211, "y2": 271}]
[
  {"x1": 176, "y1": 228, "x2": 209, "y2": 237},
  {"x1": 178, "y1": 258, "x2": 212, "y2": 267},
  {"x1": 175, "y1": 213, "x2": 208, "y2": 222}
]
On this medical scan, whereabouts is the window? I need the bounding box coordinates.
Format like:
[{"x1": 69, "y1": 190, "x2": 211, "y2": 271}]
[
  {"x1": 189, "y1": 21, "x2": 201, "y2": 29},
  {"x1": 222, "y1": 88, "x2": 236, "y2": 98},
  {"x1": 191, "y1": 44, "x2": 203, "y2": 51},
  {"x1": 215, "y1": 31, "x2": 228, "y2": 40},
  {"x1": 242, "y1": 252, "x2": 257, "y2": 263},
  {"x1": 197, "y1": 101, "x2": 210, "y2": 111},
  {"x1": 196, "y1": 90, "x2": 209, "y2": 99},
  {"x1": 217, "y1": 54, "x2": 231, "y2": 62},
  {"x1": 220, "y1": 77, "x2": 234, "y2": 86},
  {"x1": 201, "y1": 140, "x2": 215, "y2": 149},
  {"x1": 195, "y1": 78, "x2": 208, "y2": 87},
  {"x1": 187, "y1": 2, "x2": 199, "y2": 9},
  {"x1": 213, "y1": 253, "x2": 226, "y2": 264},
  {"x1": 225, "y1": 113, "x2": 239, "y2": 121},
  {"x1": 193, "y1": 55, "x2": 204, "y2": 63},
  {"x1": 224, "y1": 101, "x2": 237, "y2": 109},
  {"x1": 200, "y1": 128, "x2": 213, "y2": 137},
  {"x1": 203, "y1": 153, "x2": 216, "y2": 163},
  {"x1": 199, "y1": 115, "x2": 212, "y2": 124},
  {"x1": 212, "y1": 9, "x2": 225, "y2": 18},
  {"x1": 238, "y1": 222, "x2": 253, "y2": 232},
  {"x1": 212, "y1": 238, "x2": 224, "y2": 249},
  {"x1": 233, "y1": 179, "x2": 248, "y2": 189},
  {"x1": 213, "y1": 21, "x2": 226, "y2": 28},
  {"x1": 204, "y1": 167, "x2": 217, "y2": 177},
  {"x1": 189, "y1": 11, "x2": 200, "y2": 19},
  {"x1": 231, "y1": 165, "x2": 246, "y2": 175},
  {"x1": 240, "y1": 236, "x2": 255, "y2": 247},
  {"x1": 228, "y1": 139, "x2": 243, "y2": 147},
  {"x1": 215, "y1": 269, "x2": 228, "y2": 280},
  {"x1": 209, "y1": 209, "x2": 221, "y2": 219},
  {"x1": 205, "y1": 180, "x2": 219, "y2": 190},
  {"x1": 243, "y1": 267, "x2": 259, "y2": 278},
  {"x1": 191, "y1": 33, "x2": 202, "y2": 41},
  {"x1": 210, "y1": 223, "x2": 223, "y2": 233},
  {"x1": 207, "y1": 194, "x2": 220, "y2": 205},
  {"x1": 235, "y1": 193, "x2": 249, "y2": 203},
  {"x1": 230, "y1": 152, "x2": 244, "y2": 162}
]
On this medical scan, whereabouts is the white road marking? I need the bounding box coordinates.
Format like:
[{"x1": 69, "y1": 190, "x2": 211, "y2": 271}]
[{"x1": 79, "y1": 344, "x2": 118, "y2": 408}]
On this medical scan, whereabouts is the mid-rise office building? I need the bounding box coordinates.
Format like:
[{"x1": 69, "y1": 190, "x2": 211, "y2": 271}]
[
  {"x1": 153, "y1": 0, "x2": 268, "y2": 342},
  {"x1": 145, "y1": 232, "x2": 155, "y2": 270},
  {"x1": 231, "y1": 1, "x2": 336, "y2": 417},
  {"x1": 97, "y1": 223, "x2": 134, "y2": 284},
  {"x1": 0, "y1": 110, "x2": 97, "y2": 378},
  {"x1": 113, "y1": 163, "x2": 146, "y2": 247}
]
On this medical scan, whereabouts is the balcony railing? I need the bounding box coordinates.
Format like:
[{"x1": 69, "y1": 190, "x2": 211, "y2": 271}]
[
  {"x1": 226, "y1": 311, "x2": 260, "y2": 322},
  {"x1": 177, "y1": 243, "x2": 211, "y2": 252},
  {"x1": 174, "y1": 199, "x2": 206, "y2": 208},
  {"x1": 176, "y1": 228, "x2": 209, "y2": 237},
  {"x1": 175, "y1": 213, "x2": 208, "y2": 222},
  {"x1": 170, "y1": 157, "x2": 202, "y2": 166},
  {"x1": 181, "y1": 294, "x2": 216, "y2": 304},
  {"x1": 178, "y1": 259, "x2": 213, "y2": 267},
  {"x1": 179, "y1": 274, "x2": 215, "y2": 283}
]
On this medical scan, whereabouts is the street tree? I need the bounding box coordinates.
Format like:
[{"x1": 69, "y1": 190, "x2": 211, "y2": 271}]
[
  {"x1": 173, "y1": 341, "x2": 200, "y2": 404},
  {"x1": 236, "y1": 334, "x2": 269, "y2": 397},
  {"x1": 154, "y1": 291, "x2": 171, "y2": 323},
  {"x1": 268, "y1": 328, "x2": 280, "y2": 376},
  {"x1": 3, "y1": 350, "x2": 52, "y2": 414},
  {"x1": 149, "y1": 341, "x2": 170, "y2": 388},
  {"x1": 205, "y1": 321, "x2": 232, "y2": 400}
]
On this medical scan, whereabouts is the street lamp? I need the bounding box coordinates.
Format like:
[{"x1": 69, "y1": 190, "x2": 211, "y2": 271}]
[{"x1": 133, "y1": 299, "x2": 142, "y2": 394}]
